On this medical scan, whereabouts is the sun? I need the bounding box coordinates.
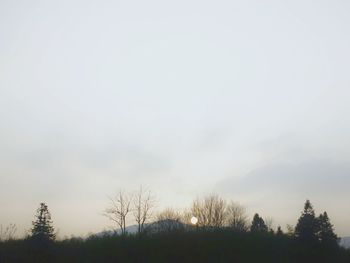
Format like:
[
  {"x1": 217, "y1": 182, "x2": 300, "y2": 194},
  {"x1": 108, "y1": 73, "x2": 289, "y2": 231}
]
[{"x1": 190, "y1": 216, "x2": 198, "y2": 225}]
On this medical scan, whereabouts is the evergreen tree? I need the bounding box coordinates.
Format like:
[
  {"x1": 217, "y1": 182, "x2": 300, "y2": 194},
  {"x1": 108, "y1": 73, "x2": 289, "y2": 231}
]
[
  {"x1": 318, "y1": 211, "x2": 338, "y2": 246},
  {"x1": 250, "y1": 213, "x2": 268, "y2": 233},
  {"x1": 276, "y1": 226, "x2": 283, "y2": 236},
  {"x1": 295, "y1": 200, "x2": 319, "y2": 243},
  {"x1": 31, "y1": 203, "x2": 55, "y2": 241}
]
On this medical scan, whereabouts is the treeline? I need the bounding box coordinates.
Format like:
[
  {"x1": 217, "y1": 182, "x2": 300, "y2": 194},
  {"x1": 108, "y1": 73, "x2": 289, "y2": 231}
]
[{"x1": 0, "y1": 193, "x2": 349, "y2": 263}]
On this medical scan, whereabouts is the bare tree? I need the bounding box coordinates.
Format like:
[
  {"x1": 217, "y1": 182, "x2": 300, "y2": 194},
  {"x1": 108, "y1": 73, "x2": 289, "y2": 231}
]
[
  {"x1": 211, "y1": 196, "x2": 226, "y2": 227},
  {"x1": 148, "y1": 208, "x2": 183, "y2": 233},
  {"x1": 226, "y1": 202, "x2": 248, "y2": 232},
  {"x1": 133, "y1": 186, "x2": 156, "y2": 234},
  {"x1": 0, "y1": 224, "x2": 17, "y2": 241},
  {"x1": 264, "y1": 217, "x2": 275, "y2": 233},
  {"x1": 156, "y1": 208, "x2": 182, "y2": 222},
  {"x1": 191, "y1": 194, "x2": 227, "y2": 228},
  {"x1": 104, "y1": 190, "x2": 133, "y2": 235}
]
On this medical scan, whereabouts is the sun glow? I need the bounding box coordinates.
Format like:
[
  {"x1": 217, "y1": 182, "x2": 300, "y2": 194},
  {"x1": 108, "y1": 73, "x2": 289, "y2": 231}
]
[{"x1": 190, "y1": 216, "x2": 198, "y2": 225}]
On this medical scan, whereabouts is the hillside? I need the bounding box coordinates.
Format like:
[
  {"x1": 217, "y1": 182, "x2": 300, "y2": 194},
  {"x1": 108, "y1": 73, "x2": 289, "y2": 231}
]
[{"x1": 340, "y1": 237, "x2": 350, "y2": 249}]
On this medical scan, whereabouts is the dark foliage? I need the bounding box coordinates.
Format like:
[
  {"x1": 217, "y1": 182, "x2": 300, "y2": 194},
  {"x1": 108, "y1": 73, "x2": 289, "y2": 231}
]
[
  {"x1": 250, "y1": 213, "x2": 268, "y2": 233},
  {"x1": 277, "y1": 226, "x2": 284, "y2": 236},
  {"x1": 295, "y1": 200, "x2": 339, "y2": 250},
  {"x1": 295, "y1": 200, "x2": 319, "y2": 243},
  {"x1": 318, "y1": 211, "x2": 339, "y2": 250},
  {"x1": 0, "y1": 199, "x2": 347, "y2": 262},
  {"x1": 0, "y1": 230, "x2": 349, "y2": 263},
  {"x1": 30, "y1": 203, "x2": 56, "y2": 242}
]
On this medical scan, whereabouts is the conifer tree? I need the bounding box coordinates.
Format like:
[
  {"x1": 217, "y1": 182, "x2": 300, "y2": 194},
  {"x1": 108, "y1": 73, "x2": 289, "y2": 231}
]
[
  {"x1": 318, "y1": 211, "x2": 338, "y2": 246},
  {"x1": 295, "y1": 200, "x2": 319, "y2": 243},
  {"x1": 276, "y1": 226, "x2": 283, "y2": 236},
  {"x1": 250, "y1": 213, "x2": 268, "y2": 233},
  {"x1": 31, "y1": 203, "x2": 55, "y2": 241}
]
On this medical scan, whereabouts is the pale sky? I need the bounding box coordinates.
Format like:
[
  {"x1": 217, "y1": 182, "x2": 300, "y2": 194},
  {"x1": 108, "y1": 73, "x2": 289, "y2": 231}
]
[{"x1": 1, "y1": 0, "x2": 350, "y2": 237}]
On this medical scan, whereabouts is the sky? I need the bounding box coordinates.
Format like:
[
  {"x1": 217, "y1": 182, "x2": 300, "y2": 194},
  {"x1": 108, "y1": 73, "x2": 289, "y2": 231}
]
[{"x1": 1, "y1": 0, "x2": 350, "y2": 237}]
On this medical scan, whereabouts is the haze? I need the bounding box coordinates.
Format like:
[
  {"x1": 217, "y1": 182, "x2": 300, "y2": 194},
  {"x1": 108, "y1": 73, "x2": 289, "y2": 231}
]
[{"x1": 1, "y1": 0, "x2": 350, "y2": 237}]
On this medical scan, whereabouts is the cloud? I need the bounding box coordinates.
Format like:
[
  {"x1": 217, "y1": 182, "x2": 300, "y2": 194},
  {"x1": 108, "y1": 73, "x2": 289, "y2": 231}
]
[{"x1": 217, "y1": 159, "x2": 350, "y2": 197}]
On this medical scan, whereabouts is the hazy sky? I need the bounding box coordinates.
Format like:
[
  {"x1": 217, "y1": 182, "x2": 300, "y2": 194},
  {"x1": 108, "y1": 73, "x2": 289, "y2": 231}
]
[{"x1": 1, "y1": 0, "x2": 350, "y2": 237}]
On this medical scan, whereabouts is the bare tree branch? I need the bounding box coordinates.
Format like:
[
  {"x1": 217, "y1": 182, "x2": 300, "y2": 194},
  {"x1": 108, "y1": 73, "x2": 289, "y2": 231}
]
[
  {"x1": 0, "y1": 224, "x2": 17, "y2": 241},
  {"x1": 133, "y1": 186, "x2": 156, "y2": 234},
  {"x1": 104, "y1": 190, "x2": 133, "y2": 235},
  {"x1": 191, "y1": 194, "x2": 227, "y2": 228},
  {"x1": 226, "y1": 202, "x2": 248, "y2": 232}
]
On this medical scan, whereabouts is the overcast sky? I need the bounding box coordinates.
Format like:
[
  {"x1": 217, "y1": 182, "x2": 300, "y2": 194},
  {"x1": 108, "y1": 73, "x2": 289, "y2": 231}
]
[{"x1": 1, "y1": 0, "x2": 350, "y2": 237}]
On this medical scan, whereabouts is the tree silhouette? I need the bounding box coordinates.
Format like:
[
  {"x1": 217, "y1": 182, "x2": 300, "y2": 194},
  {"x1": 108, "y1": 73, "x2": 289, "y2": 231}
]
[
  {"x1": 295, "y1": 200, "x2": 319, "y2": 243},
  {"x1": 191, "y1": 195, "x2": 227, "y2": 228},
  {"x1": 318, "y1": 211, "x2": 338, "y2": 246},
  {"x1": 250, "y1": 213, "x2": 268, "y2": 233},
  {"x1": 104, "y1": 190, "x2": 132, "y2": 235},
  {"x1": 31, "y1": 203, "x2": 55, "y2": 241},
  {"x1": 1, "y1": 193, "x2": 350, "y2": 262},
  {"x1": 226, "y1": 202, "x2": 248, "y2": 232},
  {"x1": 0, "y1": 223, "x2": 17, "y2": 241},
  {"x1": 133, "y1": 186, "x2": 156, "y2": 234},
  {"x1": 147, "y1": 208, "x2": 184, "y2": 233},
  {"x1": 276, "y1": 226, "x2": 283, "y2": 236}
]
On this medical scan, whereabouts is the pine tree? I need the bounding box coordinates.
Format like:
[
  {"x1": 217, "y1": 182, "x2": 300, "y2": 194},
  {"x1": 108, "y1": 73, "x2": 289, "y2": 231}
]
[
  {"x1": 295, "y1": 200, "x2": 319, "y2": 243},
  {"x1": 31, "y1": 203, "x2": 55, "y2": 241},
  {"x1": 276, "y1": 226, "x2": 283, "y2": 236},
  {"x1": 250, "y1": 213, "x2": 268, "y2": 233},
  {"x1": 318, "y1": 211, "x2": 338, "y2": 246}
]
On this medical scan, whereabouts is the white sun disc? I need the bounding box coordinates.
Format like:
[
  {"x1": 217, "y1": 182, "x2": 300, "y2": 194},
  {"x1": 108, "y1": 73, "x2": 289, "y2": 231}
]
[{"x1": 191, "y1": 216, "x2": 198, "y2": 225}]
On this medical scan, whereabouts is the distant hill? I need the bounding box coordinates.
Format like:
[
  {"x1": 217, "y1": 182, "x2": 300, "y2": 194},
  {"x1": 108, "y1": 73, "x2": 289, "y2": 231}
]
[
  {"x1": 95, "y1": 225, "x2": 139, "y2": 237},
  {"x1": 340, "y1": 237, "x2": 350, "y2": 249},
  {"x1": 95, "y1": 220, "x2": 186, "y2": 237}
]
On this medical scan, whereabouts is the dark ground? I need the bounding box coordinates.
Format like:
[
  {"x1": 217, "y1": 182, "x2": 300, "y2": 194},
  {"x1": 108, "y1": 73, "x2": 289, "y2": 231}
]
[{"x1": 1, "y1": 230, "x2": 350, "y2": 263}]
